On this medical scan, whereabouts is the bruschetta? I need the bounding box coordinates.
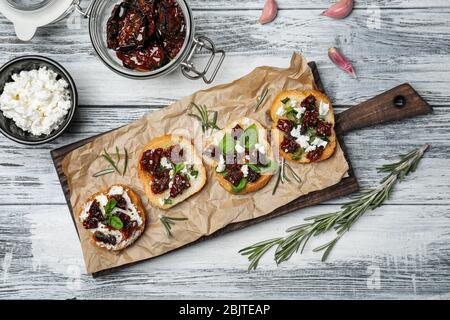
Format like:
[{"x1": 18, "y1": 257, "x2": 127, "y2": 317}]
[
  {"x1": 79, "y1": 184, "x2": 146, "y2": 251},
  {"x1": 138, "y1": 135, "x2": 207, "y2": 209},
  {"x1": 270, "y1": 90, "x2": 337, "y2": 163},
  {"x1": 204, "y1": 117, "x2": 276, "y2": 195}
]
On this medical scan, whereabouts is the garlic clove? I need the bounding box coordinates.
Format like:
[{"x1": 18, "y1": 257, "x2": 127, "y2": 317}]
[
  {"x1": 328, "y1": 47, "x2": 357, "y2": 78},
  {"x1": 321, "y1": 0, "x2": 354, "y2": 19},
  {"x1": 259, "y1": 0, "x2": 278, "y2": 25}
]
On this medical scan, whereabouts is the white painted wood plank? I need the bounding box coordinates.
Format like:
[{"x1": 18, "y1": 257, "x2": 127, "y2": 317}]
[
  {"x1": 1, "y1": 9, "x2": 450, "y2": 105},
  {"x1": 0, "y1": 106, "x2": 445, "y2": 205},
  {"x1": 179, "y1": 0, "x2": 450, "y2": 10},
  {"x1": 0, "y1": 204, "x2": 449, "y2": 299}
]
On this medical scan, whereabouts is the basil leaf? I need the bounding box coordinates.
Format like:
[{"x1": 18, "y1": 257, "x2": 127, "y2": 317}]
[
  {"x1": 247, "y1": 163, "x2": 261, "y2": 173},
  {"x1": 109, "y1": 215, "x2": 123, "y2": 230},
  {"x1": 218, "y1": 132, "x2": 235, "y2": 155},
  {"x1": 174, "y1": 163, "x2": 186, "y2": 174},
  {"x1": 104, "y1": 198, "x2": 117, "y2": 217},
  {"x1": 281, "y1": 97, "x2": 290, "y2": 104},
  {"x1": 292, "y1": 148, "x2": 304, "y2": 161},
  {"x1": 239, "y1": 124, "x2": 258, "y2": 150},
  {"x1": 95, "y1": 232, "x2": 105, "y2": 240},
  {"x1": 190, "y1": 168, "x2": 199, "y2": 179},
  {"x1": 164, "y1": 198, "x2": 173, "y2": 205},
  {"x1": 232, "y1": 178, "x2": 248, "y2": 193}
]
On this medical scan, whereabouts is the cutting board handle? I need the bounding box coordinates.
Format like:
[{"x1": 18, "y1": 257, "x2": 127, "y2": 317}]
[{"x1": 335, "y1": 83, "x2": 432, "y2": 134}]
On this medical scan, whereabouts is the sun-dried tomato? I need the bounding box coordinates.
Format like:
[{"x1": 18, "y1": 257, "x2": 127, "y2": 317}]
[
  {"x1": 140, "y1": 148, "x2": 163, "y2": 174},
  {"x1": 301, "y1": 95, "x2": 316, "y2": 110},
  {"x1": 117, "y1": 42, "x2": 165, "y2": 71},
  {"x1": 110, "y1": 194, "x2": 127, "y2": 210},
  {"x1": 280, "y1": 137, "x2": 299, "y2": 154},
  {"x1": 117, "y1": 213, "x2": 138, "y2": 239},
  {"x1": 151, "y1": 169, "x2": 171, "y2": 194},
  {"x1": 247, "y1": 167, "x2": 261, "y2": 183},
  {"x1": 138, "y1": 0, "x2": 157, "y2": 37},
  {"x1": 107, "y1": 0, "x2": 186, "y2": 72},
  {"x1": 277, "y1": 119, "x2": 294, "y2": 135},
  {"x1": 83, "y1": 200, "x2": 104, "y2": 229},
  {"x1": 225, "y1": 167, "x2": 244, "y2": 187},
  {"x1": 316, "y1": 121, "x2": 332, "y2": 137},
  {"x1": 170, "y1": 173, "x2": 190, "y2": 198},
  {"x1": 306, "y1": 147, "x2": 324, "y2": 162},
  {"x1": 303, "y1": 109, "x2": 319, "y2": 128},
  {"x1": 162, "y1": 37, "x2": 185, "y2": 59},
  {"x1": 107, "y1": 3, "x2": 147, "y2": 51},
  {"x1": 157, "y1": 0, "x2": 185, "y2": 39}
]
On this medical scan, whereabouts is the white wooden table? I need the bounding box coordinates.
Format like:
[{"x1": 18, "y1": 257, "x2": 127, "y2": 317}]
[{"x1": 1, "y1": 0, "x2": 449, "y2": 299}]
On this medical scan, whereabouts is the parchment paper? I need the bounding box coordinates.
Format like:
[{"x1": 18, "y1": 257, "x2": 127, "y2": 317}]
[{"x1": 63, "y1": 53, "x2": 349, "y2": 273}]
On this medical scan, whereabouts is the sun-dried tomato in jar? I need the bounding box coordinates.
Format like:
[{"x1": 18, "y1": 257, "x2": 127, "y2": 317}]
[{"x1": 106, "y1": 0, "x2": 187, "y2": 72}]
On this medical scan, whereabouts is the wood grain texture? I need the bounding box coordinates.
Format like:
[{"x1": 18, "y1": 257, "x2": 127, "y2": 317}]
[
  {"x1": 0, "y1": 2, "x2": 449, "y2": 299},
  {"x1": 335, "y1": 83, "x2": 432, "y2": 134},
  {"x1": 1, "y1": 9, "x2": 450, "y2": 105},
  {"x1": 1, "y1": 204, "x2": 449, "y2": 299}
]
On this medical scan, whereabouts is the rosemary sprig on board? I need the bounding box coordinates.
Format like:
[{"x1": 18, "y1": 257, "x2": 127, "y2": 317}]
[
  {"x1": 159, "y1": 215, "x2": 188, "y2": 237},
  {"x1": 272, "y1": 158, "x2": 302, "y2": 195},
  {"x1": 241, "y1": 144, "x2": 429, "y2": 271},
  {"x1": 254, "y1": 87, "x2": 269, "y2": 111},
  {"x1": 92, "y1": 147, "x2": 129, "y2": 177},
  {"x1": 188, "y1": 102, "x2": 221, "y2": 134}
]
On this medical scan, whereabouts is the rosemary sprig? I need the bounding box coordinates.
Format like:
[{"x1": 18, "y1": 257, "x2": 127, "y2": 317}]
[
  {"x1": 254, "y1": 87, "x2": 269, "y2": 111},
  {"x1": 159, "y1": 215, "x2": 188, "y2": 237},
  {"x1": 272, "y1": 158, "x2": 302, "y2": 195},
  {"x1": 241, "y1": 144, "x2": 429, "y2": 270},
  {"x1": 92, "y1": 168, "x2": 115, "y2": 177},
  {"x1": 102, "y1": 148, "x2": 122, "y2": 174},
  {"x1": 188, "y1": 102, "x2": 221, "y2": 134},
  {"x1": 92, "y1": 147, "x2": 129, "y2": 177}
]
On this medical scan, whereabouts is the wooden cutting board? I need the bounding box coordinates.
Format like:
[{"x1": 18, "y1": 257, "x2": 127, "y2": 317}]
[{"x1": 50, "y1": 62, "x2": 432, "y2": 275}]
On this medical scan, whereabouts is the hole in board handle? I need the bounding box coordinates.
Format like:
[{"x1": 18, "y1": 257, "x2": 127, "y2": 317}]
[{"x1": 393, "y1": 95, "x2": 407, "y2": 108}]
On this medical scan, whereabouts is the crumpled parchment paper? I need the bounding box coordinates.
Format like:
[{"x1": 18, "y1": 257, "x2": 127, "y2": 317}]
[{"x1": 62, "y1": 53, "x2": 349, "y2": 273}]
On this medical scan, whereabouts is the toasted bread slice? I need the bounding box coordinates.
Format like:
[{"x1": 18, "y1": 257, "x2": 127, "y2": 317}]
[
  {"x1": 79, "y1": 184, "x2": 146, "y2": 251},
  {"x1": 205, "y1": 117, "x2": 275, "y2": 195},
  {"x1": 270, "y1": 89, "x2": 337, "y2": 163},
  {"x1": 138, "y1": 135, "x2": 207, "y2": 209}
]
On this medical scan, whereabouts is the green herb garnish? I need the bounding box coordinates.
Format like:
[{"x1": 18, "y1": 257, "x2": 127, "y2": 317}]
[
  {"x1": 103, "y1": 198, "x2": 123, "y2": 230},
  {"x1": 239, "y1": 124, "x2": 258, "y2": 150},
  {"x1": 232, "y1": 178, "x2": 248, "y2": 193},
  {"x1": 272, "y1": 158, "x2": 302, "y2": 195},
  {"x1": 254, "y1": 87, "x2": 269, "y2": 111},
  {"x1": 189, "y1": 167, "x2": 199, "y2": 179},
  {"x1": 93, "y1": 147, "x2": 129, "y2": 178},
  {"x1": 241, "y1": 144, "x2": 429, "y2": 270},
  {"x1": 219, "y1": 132, "x2": 235, "y2": 155},
  {"x1": 188, "y1": 102, "x2": 221, "y2": 134},
  {"x1": 159, "y1": 215, "x2": 188, "y2": 237},
  {"x1": 92, "y1": 168, "x2": 115, "y2": 177},
  {"x1": 174, "y1": 163, "x2": 186, "y2": 174},
  {"x1": 163, "y1": 198, "x2": 173, "y2": 205},
  {"x1": 247, "y1": 163, "x2": 261, "y2": 173},
  {"x1": 109, "y1": 215, "x2": 124, "y2": 230},
  {"x1": 104, "y1": 198, "x2": 117, "y2": 216},
  {"x1": 281, "y1": 97, "x2": 290, "y2": 104}
]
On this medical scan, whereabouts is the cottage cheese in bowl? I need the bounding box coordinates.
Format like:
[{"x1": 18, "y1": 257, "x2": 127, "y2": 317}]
[{"x1": 0, "y1": 66, "x2": 72, "y2": 136}]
